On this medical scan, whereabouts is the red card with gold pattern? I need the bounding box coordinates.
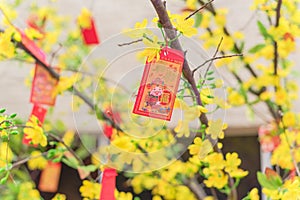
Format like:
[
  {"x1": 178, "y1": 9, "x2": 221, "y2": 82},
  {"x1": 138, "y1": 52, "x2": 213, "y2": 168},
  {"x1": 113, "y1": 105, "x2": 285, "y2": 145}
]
[
  {"x1": 38, "y1": 161, "x2": 61, "y2": 193},
  {"x1": 30, "y1": 63, "x2": 58, "y2": 106},
  {"x1": 81, "y1": 18, "x2": 100, "y2": 45},
  {"x1": 133, "y1": 47, "x2": 184, "y2": 121}
]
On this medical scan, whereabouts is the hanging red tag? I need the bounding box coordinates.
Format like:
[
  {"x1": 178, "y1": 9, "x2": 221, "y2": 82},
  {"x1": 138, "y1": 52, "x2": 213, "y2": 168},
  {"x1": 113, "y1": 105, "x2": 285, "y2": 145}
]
[
  {"x1": 81, "y1": 18, "x2": 100, "y2": 45},
  {"x1": 38, "y1": 161, "x2": 62, "y2": 193},
  {"x1": 30, "y1": 63, "x2": 59, "y2": 106},
  {"x1": 19, "y1": 30, "x2": 47, "y2": 64},
  {"x1": 99, "y1": 168, "x2": 117, "y2": 200},
  {"x1": 133, "y1": 47, "x2": 184, "y2": 121},
  {"x1": 22, "y1": 104, "x2": 47, "y2": 145}
]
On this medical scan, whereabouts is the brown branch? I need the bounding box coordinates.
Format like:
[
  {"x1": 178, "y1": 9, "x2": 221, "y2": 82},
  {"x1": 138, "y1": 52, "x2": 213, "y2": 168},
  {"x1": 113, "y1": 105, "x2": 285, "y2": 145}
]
[
  {"x1": 185, "y1": 0, "x2": 214, "y2": 20},
  {"x1": 184, "y1": 177, "x2": 207, "y2": 199},
  {"x1": 150, "y1": 0, "x2": 208, "y2": 126},
  {"x1": 118, "y1": 38, "x2": 143, "y2": 47}
]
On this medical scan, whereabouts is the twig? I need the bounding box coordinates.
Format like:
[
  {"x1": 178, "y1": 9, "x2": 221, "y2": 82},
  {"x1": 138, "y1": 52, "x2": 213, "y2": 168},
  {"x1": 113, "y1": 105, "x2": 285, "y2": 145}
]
[
  {"x1": 49, "y1": 43, "x2": 63, "y2": 66},
  {"x1": 12, "y1": 152, "x2": 48, "y2": 169},
  {"x1": 185, "y1": 0, "x2": 214, "y2": 20},
  {"x1": 184, "y1": 177, "x2": 207, "y2": 199},
  {"x1": 118, "y1": 38, "x2": 143, "y2": 47},
  {"x1": 192, "y1": 54, "x2": 243, "y2": 74}
]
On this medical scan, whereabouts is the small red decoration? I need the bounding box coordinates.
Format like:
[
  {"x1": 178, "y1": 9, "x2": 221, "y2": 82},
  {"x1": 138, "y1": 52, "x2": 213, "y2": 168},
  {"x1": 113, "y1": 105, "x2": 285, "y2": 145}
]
[
  {"x1": 100, "y1": 168, "x2": 117, "y2": 200},
  {"x1": 133, "y1": 47, "x2": 184, "y2": 121},
  {"x1": 81, "y1": 18, "x2": 100, "y2": 45}
]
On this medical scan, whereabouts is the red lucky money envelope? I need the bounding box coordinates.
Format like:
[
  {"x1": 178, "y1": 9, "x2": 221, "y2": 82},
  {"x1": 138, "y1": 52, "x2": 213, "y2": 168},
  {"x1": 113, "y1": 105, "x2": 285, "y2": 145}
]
[
  {"x1": 30, "y1": 63, "x2": 58, "y2": 106},
  {"x1": 133, "y1": 47, "x2": 184, "y2": 121},
  {"x1": 81, "y1": 18, "x2": 100, "y2": 45}
]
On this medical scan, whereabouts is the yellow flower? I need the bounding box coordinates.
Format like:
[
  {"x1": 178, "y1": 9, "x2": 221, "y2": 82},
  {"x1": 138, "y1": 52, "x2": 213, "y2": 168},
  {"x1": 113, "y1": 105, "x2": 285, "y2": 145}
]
[
  {"x1": 24, "y1": 28, "x2": 44, "y2": 40},
  {"x1": 27, "y1": 151, "x2": 48, "y2": 170},
  {"x1": 204, "y1": 152, "x2": 225, "y2": 171},
  {"x1": 77, "y1": 8, "x2": 92, "y2": 28},
  {"x1": 174, "y1": 120, "x2": 190, "y2": 137},
  {"x1": 188, "y1": 138, "x2": 212, "y2": 159},
  {"x1": 23, "y1": 116, "x2": 47, "y2": 147},
  {"x1": 137, "y1": 36, "x2": 161, "y2": 62},
  {"x1": 228, "y1": 90, "x2": 245, "y2": 106},
  {"x1": 282, "y1": 112, "x2": 296, "y2": 127},
  {"x1": 200, "y1": 88, "x2": 214, "y2": 104},
  {"x1": 249, "y1": 188, "x2": 260, "y2": 200},
  {"x1": 52, "y1": 193, "x2": 67, "y2": 200},
  {"x1": 172, "y1": 14, "x2": 198, "y2": 37},
  {"x1": 186, "y1": 0, "x2": 197, "y2": 10},
  {"x1": 123, "y1": 19, "x2": 152, "y2": 39},
  {"x1": 0, "y1": 142, "x2": 13, "y2": 167},
  {"x1": 0, "y1": 29, "x2": 16, "y2": 59},
  {"x1": 115, "y1": 191, "x2": 133, "y2": 200},
  {"x1": 224, "y1": 152, "x2": 241, "y2": 172},
  {"x1": 53, "y1": 74, "x2": 79, "y2": 97},
  {"x1": 79, "y1": 180, "x2": 101, "y2": 200},
  {"x1": 17, "y1": 182, "x2": 41, "y2": 200},
  {"x1": 229, "y1": 169, "x2": 249, "y2": 178},
  {"x1": 203, "y1": 170, "x2": 228, "y2": 189},
  {"x1": 206, "y1": 119, "x2": 228, "y2": 139}
]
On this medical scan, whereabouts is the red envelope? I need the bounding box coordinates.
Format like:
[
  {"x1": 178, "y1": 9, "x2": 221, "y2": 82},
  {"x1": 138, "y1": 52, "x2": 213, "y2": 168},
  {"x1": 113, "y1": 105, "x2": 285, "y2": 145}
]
[
  {"x1": 100, "y1": 168, "x2": 117, "y2": 200},
  {"x1": 81, "y1": 18, "x2": 100, "y2": 45},
  {"x1": 133, "y1": 47, "x2": 184, "y2": 121},
  {"x1": 30, "y1": 63, "x2": 58, "y2": 106},
  {"x1": 19, "y1": 29, "x2": 47, "y2": 64},
  {"x1": 38, "y1": 161, "x2": 62, "y2": 193}
]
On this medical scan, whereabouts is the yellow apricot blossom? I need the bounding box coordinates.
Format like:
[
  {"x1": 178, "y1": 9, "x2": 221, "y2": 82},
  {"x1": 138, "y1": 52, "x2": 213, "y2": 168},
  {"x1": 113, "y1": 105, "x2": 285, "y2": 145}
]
[
  {"x1": 23, "y1": 116, "x2": 47, "y2": 147},
  {"x1": 172, "y1": 14, "x2": 198, "y2": 37},
  {"x1": 17, "y1": 182, "x2": 41, "y2": 200},
  {"x1": 206, "y1": 119, "x2": 228, "y2": 139},
  {"x1": 79, "y1": 180, "x2": 101, "y2": 200},
  {"x1": 27, "y1": 151, "x2": 48, "y2": 170},
  {"x1": 52, "y1": 193, "x2": 66, "y2": 200},
  {"x1": 188, "y1": 138, "x2": 212, "y2": 159},
  {"x1": 0, "y1": 142, "x2": 13, "y2": 168},
  {"x1": 53, "y1": 74, "x2": 80, "y2": 96},
  {"x1": 0, "y1": 29, "x2": 16, "y2": 59},
  {"x1": 137, "y1": 36, "x2": 161, "y2": 62},
  {"x1": 77, "y1": 8, "x2": 92, "y2": 28}
]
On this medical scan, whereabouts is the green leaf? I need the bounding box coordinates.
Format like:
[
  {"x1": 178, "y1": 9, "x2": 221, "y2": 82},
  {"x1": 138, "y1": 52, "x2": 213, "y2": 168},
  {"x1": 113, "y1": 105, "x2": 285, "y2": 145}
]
[
  {"x1": 10, "y1": 130, "x2": 19, "y2": 135},
  {"x1": 62, "y1": 156, "x2": 79, "y2": 169},
  {"x1": 0, "y1": 108, "x2": 6, "y2": 114},
  {"x1": 257, "y1": 21, "x2": 272, "y2": 40},
  {"x1": 194, "y1": 13, "x2": 203, "y2": 27},
  {"x1": 78, "y1": 165, "x2": 98, "y2": 173},
  {"x1": 248, "y1": 44, "x2": 265, "y2": 53},
  {"x1": 257, "y1": 172, "x2": 281, "y2": 190},
  {"x1": 8, "y1": 113, "x2": 17, "y2": 119}
]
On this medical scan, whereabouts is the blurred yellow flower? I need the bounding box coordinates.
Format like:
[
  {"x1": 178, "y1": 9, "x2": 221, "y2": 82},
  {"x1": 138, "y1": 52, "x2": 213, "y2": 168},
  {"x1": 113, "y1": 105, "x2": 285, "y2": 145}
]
[
  {"x1": 137, "y1": 36, "x2": 161, "y2": 62},
  {"x1": 0, "y1": 142, "x2": 13, "y2": 167},
  {"x1": 53, "y1": 74, "x2": 79, "y2": 97},
  {"x1": 27, "y1": 151, "x2": 48, "y2": 170},
  {"x1": 80, "y1": 180, "x2": 101, "y2": 200},
  {"x1": 249, "y1": 188, "x2": 260, "y2": 200},
  {"x1": 206, "y1": 119, "x2": 227, "y2": 139},
  {"x1": 77, "y1": 8, "x2": 92, "y2": 28},
  {"x1": 17, "y1": 182, "x2": 41, "y2": 200},
  {"x1": 52, "y1": 193, "x2": 67, "y2": 200}
]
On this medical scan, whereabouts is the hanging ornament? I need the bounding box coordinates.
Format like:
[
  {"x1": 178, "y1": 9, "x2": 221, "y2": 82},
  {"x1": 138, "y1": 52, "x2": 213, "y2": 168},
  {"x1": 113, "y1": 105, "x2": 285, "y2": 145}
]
[
  {"x1": 133, "y1": 47, "x2": 184, "y2": 121},
  {"x1": 78, "y1": 8, "x2": 100, "y2": 45},
  {"x1": 99, "y1": 168, "x2": 117, "y2": 200},
  {"x1": 30, "y1": 63, "x2": 59, "y2": 106},
  {"x1": 38, "y1": 161, "x2": 62, "y2": 193}
]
